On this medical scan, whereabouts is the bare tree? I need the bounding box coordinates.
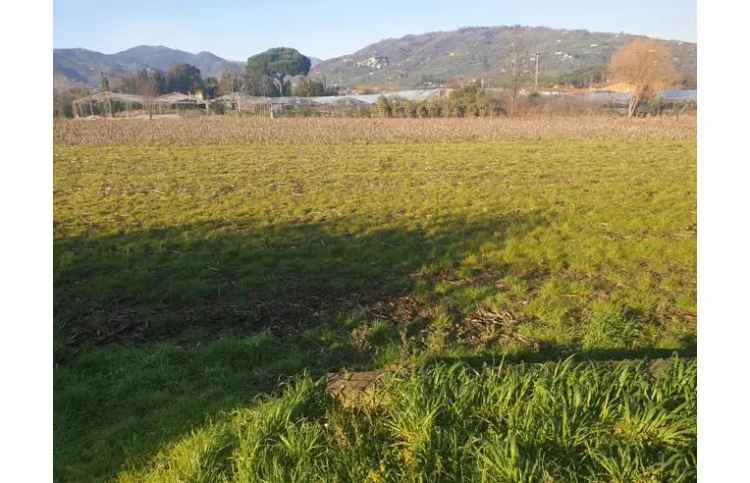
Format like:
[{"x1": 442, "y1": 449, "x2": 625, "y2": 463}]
[
  {"x1": 53, "y1": 75, "x2": 90, "y2": 118},
  {"x1": 136, "y1": 72, "x2": 159, "y2": 120},
  {"x1": 609, "y1": 40, "x2": 678, "y2": 117},
  {"x1": 218, "y1": 73, "x2": 242, "y2": 96},
  {"x1": 506, "y1": 27, "x2": 529, "y2": 117},
  {"x1": 53, "y1": 74, "x2": 70, "y2": 118}
]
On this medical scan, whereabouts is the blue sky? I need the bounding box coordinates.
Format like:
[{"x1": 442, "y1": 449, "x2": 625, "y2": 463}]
[{"x1": 54, "y1": 0, "x2": 696, "y2": 60}]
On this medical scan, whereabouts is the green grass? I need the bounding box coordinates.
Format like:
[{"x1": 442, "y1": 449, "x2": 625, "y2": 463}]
[
  {"x1": 114, "y1": 359, "x2": 696, "y2": 482},
  {"x1": 54, "y1": 139, "x2": 696, "y2": 481}
]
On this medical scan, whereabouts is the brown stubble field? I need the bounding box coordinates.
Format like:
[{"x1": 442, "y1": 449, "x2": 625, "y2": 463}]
[{"x1": 54, "y1": 114, "x2": 696, "y2": 145}]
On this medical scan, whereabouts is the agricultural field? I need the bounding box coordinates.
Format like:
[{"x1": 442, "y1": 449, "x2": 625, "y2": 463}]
[{"x1": 53, "y1": 117, "x2": 696, "y2": 481}]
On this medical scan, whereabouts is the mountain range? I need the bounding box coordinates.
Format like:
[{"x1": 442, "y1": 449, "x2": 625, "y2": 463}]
[
  {"x1": 54, "y1": 25, "x2": 696, "y2": 90},
  {"x1": 53, "y1": 45, "x2": 323, "y2": 87}
]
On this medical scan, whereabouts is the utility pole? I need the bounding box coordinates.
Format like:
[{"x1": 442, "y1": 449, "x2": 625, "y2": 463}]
[{"x1": 534, "y1": 51, "x2": 540, "y2": 89}]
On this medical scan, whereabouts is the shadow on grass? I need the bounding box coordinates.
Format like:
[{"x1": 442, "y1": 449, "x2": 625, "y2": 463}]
[
  {"x1": 54, "y1": 212, "x2": 547, "y2": 347},
  {"x1": 54, "y1": 332, "x2": 348, "y2": 482},
  {"x1": 54, "y1": 211, "x2": 548, "y2": 481},
  {"x1": 53, "y1": 208, "x2": 698, "y2": 480}
]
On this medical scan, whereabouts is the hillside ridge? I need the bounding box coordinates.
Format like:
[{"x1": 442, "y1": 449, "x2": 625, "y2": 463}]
[{"x1": 310, "y1": 25, "x2": 696, "y2": 88}]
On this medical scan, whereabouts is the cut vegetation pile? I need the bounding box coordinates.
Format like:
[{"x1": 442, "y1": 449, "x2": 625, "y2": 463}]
[{"x1": 54, "y1": 118, "x2": 696, "y2": 481}]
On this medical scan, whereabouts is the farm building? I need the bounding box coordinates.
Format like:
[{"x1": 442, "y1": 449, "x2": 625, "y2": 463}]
[
  {"x1": 214, "y1": 89, "x2": 450, "y2": 117},
  {"x1": 71, "y1": 91, "x2": 209, "y2": 118},
  {"x1": 70, "y1": 92, "x2": 145, "y2": 118}
]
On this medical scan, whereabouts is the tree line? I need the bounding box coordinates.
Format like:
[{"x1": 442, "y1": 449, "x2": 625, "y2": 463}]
[{"x1": 103, "y1": 47, "x2": 336, "y2": 100}]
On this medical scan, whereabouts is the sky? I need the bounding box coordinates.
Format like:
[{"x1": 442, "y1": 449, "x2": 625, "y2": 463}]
[{"x1": 54, "y1": 0, "x2": 696, "y2": 60}]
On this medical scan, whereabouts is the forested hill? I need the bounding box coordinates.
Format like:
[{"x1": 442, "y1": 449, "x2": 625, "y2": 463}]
[
  {"x1": 310, "y1": 26, "x2": 696, "y2": 89},
  {"x1": 53, "y1": 45, "x2": 251, "y2": 86}
]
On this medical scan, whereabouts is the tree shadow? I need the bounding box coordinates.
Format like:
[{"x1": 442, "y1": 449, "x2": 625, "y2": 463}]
[
  {"x1": 53, "y1": 206, "x2": 697, "y2": 480},
  {"x1": 54, "y1": 211, "x2": 546, "y2": 348},
  {"x1": 54, "y1": 211, "x2": 549, "y2": 481}
]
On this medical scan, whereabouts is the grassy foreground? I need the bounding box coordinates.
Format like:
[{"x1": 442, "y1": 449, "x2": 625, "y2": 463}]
[
  {"x1": 119, "y1": 359, "x2": 696, "y2": 482},
  {"x1": 54, "y1": 136, "x2": 696, "y2": 480}
]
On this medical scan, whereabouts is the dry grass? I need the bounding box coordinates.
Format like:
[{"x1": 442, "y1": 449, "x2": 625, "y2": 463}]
[{"x1": 54, "y1": 115, "x2": 696, "y2": 145}]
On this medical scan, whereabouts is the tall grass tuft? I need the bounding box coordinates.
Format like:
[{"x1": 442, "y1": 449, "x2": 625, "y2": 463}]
[{"x1": 120, "y1": 359, "x2": 696, "y2": 482}]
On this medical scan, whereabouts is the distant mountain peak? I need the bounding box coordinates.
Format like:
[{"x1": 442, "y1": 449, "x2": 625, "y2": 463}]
[
  {"x1": 118, "y1": 44, "x2": 174, "y2": 53},
  {"x1": 54, "y1": 45, "x2": 244, "y2": 86}
]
